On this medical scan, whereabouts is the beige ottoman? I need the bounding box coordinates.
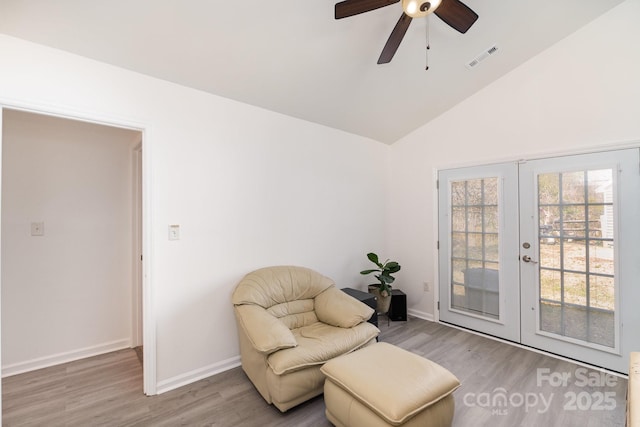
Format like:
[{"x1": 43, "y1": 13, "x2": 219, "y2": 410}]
[{"x1": 320, "y1": 342, "x2": 460, "y2": 427}]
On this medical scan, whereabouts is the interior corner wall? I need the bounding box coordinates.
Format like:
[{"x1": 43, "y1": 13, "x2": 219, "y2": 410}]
[
  {"x1": 0, "y1": 34, "x2": 390, "y2": 388},
  {"x1": 1, "y1": 109, "x2": 140, "y2": 374},
  {"x1": 389, "y1": 0, "x2": 640, "y2": 318}
]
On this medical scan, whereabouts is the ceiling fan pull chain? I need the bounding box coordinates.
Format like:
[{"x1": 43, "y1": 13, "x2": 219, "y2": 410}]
[{"x1": 425, "y1": 15, "x2": 430, "y2": 70}]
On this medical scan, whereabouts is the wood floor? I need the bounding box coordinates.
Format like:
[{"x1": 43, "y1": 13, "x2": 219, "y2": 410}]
[{"x1": 2, "y1": 317, "x2": 628, "y2": 426}]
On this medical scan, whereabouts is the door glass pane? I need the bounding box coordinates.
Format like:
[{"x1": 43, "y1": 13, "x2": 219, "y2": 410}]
[
  {"x1": 537, "y1": 169, "x2": 615, "y2": 348},
  {"x1": 450, "y1": 177, "x2": 500, "y2": 319}
]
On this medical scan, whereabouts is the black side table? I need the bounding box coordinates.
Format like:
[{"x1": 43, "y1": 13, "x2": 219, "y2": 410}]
[
  {"x1": 341, "y1": 287, "x2": 378, "y2": 327},
  {"x1": 389, "y1": 289, "x2": 407, "y2": 321}
]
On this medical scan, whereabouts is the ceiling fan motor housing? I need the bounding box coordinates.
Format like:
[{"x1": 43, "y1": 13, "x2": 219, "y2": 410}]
[{"x1": 402, "y1": 0, "x2": 442, "y2": 18}]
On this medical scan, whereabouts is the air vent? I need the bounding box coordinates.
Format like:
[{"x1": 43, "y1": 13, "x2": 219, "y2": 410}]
[{"x1": 466, "y1": 44, "x2": 499, "y2": 70}]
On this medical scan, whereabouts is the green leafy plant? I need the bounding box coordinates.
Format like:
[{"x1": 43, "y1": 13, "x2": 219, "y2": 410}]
[{"x1": 360, "y1": 252, "x2": 401, "y2": 297}]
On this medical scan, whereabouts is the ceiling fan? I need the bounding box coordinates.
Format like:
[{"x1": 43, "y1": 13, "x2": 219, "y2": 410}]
[{"x1": 335, "y1": 0, "x2": 478, "y2": 64}]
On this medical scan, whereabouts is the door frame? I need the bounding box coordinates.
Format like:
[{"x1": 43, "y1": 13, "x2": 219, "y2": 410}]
[
  {"x1": 0, "y1": 100, "x2": 156, "y2": 395},
  {"x1": 132, "y1": 142, "x2": 144, "y2": 348}
]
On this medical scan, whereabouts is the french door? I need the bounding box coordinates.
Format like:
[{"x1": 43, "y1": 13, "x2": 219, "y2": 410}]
[
  {"x1": 437, "y1": 163, "x2": 521, "y2": 342},
  {"x1": 438, "y1": 149, "x2": 640, "y2": 373}
]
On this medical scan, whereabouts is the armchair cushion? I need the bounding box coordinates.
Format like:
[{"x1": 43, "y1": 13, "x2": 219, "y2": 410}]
[
  {"x1": 235, "y1": 304, "x2": 297, "y2": 354},
  {"x1": 232, "y1": 266, "x2": 334, "y2": 308},
  {"x1": 267, "y1": 321, "x2": 380, "y2": 375},
  {"x1": 267, "y1": 299, "x2": 318, "y2": 329},
  {"x1": 315, "y1": 286, "x2": 375, "y2": 328}
]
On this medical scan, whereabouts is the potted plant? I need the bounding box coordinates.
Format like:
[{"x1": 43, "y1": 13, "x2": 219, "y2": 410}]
[{"x1": 360, "y1": 252, "x2": 401, "y2": 314}]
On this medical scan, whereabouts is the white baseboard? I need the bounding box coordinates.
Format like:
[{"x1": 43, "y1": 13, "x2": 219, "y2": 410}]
[
  {"x1": 156, "y1": 310, "x2": 434, "y2": 394},
  {"x1": 156, "y1": 355, "x2": 241, "y2": 395},
  {"x1": 2, "y1": 338, "x2": 131, "y2": 378},
  {"x1": 408, "y1": 308, "x2": 435, "y2": 322}
]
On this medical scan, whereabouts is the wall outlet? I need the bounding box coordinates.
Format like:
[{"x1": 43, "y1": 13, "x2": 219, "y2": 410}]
[
  {"x1": 423, "y1": 281, "x2": 430, "y2": 292},
  {"x1": 31, "y1": 222, "x2": 45, "y2": 236}
]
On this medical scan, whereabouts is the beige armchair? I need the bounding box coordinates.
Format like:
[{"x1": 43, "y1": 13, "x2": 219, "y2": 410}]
[{"x1": 232, "y1": 265, "x2": 380, "y2": 412}]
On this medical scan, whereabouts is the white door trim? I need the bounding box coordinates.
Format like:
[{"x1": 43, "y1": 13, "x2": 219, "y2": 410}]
[
  {"x1": 0, "y1": 100, "x2": 157, "y2": 395},
  {"x1": 0, "y1": 106, "x2": 4, "y2": 421},
  {"x1": 132, "y1": 142, "x2": 143, "y2": 348}
]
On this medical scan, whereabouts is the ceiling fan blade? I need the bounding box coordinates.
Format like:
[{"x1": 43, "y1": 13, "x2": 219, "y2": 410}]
[
  {"x1": 434, "y1": 0, "x2": 478, "y2": 34},
  {"x1": 377, "y1": 13, "x2": 412, "y2": 64},
  {"x1": 335, "y1": 0, "x2": 400, "y2": 19}
]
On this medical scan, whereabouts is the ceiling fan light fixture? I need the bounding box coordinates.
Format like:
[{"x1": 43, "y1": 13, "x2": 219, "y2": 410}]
[{"x1": 402, "y1": 0, "x2": 442, "y2": 18}]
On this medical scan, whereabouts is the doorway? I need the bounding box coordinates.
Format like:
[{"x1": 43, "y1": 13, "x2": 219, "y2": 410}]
[
  {"x1": 438, "y1": 148, "x2": 640, "y2": 373},
  {"x1": 1, "y1": 109, "x2": 146, "y2": 381}
]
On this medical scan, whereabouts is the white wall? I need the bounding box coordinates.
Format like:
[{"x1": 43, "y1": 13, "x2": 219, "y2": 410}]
[
  {"x1": 0, "y1": 34, "x2": 390, "y2": 390},
  {"x1": 6, "y1": 0, "x2": 636, "y2": 396},
  {"x1": 1, "y1": 110, "x2": 140, "y2": 374},
  {"x1": 389, "y1": 0, "x2": 640, "y2": 318}
]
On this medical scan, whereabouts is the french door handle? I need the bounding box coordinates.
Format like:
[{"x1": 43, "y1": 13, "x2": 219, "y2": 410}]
[{"x1": 522, "y1": 255, "x2": 538, "y2": 264}]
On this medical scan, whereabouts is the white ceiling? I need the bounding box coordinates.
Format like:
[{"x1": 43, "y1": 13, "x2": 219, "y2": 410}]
[{"x1": 0, "y1": 0, "x2": 625, "y2": 144}]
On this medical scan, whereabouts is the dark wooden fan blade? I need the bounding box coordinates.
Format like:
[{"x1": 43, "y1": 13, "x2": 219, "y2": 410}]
[
  {"x1": 377, "y1": 13, "x2": 412, "y2": 64},
  {"x1": 335, "y1": 0, "x2": 399, "y2": 19},
  {"x1": 434, "y1": 0, "x2": 478, "y2": 33}
]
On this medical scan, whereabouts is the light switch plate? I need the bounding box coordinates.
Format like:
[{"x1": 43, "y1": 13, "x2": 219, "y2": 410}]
[
  {"x1": 168, "y1": 224, "x2": 180, "y2": 240},
  {"x1": 31, "y1": 222, "x2": 44, "y2": 236}
]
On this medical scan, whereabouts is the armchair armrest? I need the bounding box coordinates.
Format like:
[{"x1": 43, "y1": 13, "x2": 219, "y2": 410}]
[
  {"x1": 234, "y1": 304, "x2": 297, "y2": 354},
  {"x1": 315, "y1": 286, "x2": 374, "y2": 328}
]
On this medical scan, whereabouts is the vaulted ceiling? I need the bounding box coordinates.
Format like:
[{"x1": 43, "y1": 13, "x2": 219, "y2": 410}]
[{"x1": 0, "y1": 0, "x2": 625, "y2": 143}]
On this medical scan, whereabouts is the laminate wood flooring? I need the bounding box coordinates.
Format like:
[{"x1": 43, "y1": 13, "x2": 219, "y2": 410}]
[{"x1": 2, "y1": 317, "x2": 628, "y2": 426}]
